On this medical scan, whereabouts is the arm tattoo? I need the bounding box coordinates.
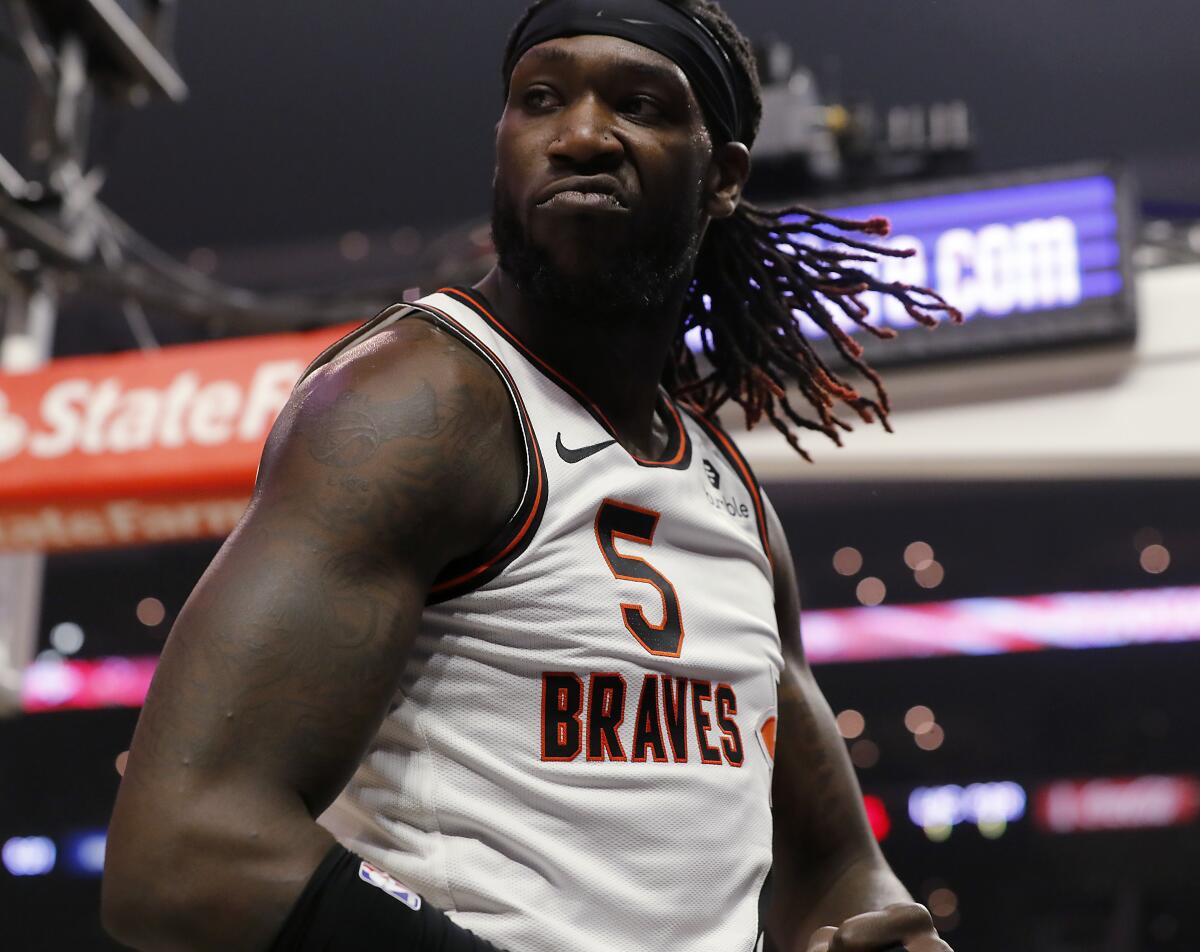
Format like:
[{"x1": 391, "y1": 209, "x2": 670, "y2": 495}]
[
  {"x1": 306, "y1": 382, "x2": 440, "y2": 468},
  {"x1": 125, "y1": 362, "x2": 509, "y2": 812},
  {"x1": 299, "y1": 375, "x2": 492, "y2": 537}
]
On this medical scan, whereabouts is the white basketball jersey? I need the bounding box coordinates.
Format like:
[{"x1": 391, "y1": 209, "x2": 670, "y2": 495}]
[{"x1": 315, "y1": 288, "x2": 784, "y2": 952}]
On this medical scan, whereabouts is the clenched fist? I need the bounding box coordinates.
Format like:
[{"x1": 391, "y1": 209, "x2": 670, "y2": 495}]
[{"x1": 806, "y1": 902, "x2": 953, "y2": 952}]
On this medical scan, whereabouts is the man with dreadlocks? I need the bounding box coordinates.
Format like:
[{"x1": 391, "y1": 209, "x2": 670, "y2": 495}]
[{"x1": 103, "y1": 2, "x2": 959, "y2": 952}]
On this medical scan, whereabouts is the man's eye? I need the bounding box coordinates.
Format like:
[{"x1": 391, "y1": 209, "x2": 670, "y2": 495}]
[
  {"x1": 523, "y1": 87, "x2": 558, "y2": 110},
  {"x1": 623, "y1": 95, "x2": 665, "y2": 119}
]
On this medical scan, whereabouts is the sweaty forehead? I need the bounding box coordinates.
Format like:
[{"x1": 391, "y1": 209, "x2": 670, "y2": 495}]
[{"x1": 511, "y1": 35, "x2": 697, "y2": 101}]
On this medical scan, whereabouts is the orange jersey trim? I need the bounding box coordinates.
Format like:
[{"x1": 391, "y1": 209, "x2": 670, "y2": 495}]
[
  {"x1": 759, "y1": 714, "x2": 778, "y2": 762},
  {"x1": 408, "y1": 302, "x2": 548, "y2": 599}
]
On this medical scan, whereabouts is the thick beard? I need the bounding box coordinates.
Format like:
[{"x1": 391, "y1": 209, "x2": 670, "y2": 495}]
[{"x1": 491, "y1": 188, "x2": 701, "y2": 325}]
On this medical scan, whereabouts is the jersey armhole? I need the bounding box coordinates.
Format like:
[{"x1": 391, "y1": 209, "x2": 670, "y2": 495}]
[
  {"x1": 294, "y1": 301, "x2": 547, "y2": 604},
  {"x1": 409, "y1": 303, "x2": 548, "y2": 605},
  {"x1": 295, "y1": 302, "x2": 414, "y2": 387}
]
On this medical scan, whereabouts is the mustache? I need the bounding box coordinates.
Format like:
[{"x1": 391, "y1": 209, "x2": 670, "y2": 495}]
[{"x1": 490, "y1": 186, "x2": 700, "y2": 321}]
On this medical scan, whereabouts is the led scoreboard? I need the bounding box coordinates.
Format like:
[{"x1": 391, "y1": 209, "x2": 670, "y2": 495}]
[{"x1": 778, "y1": 163, "x2": 1138, "y2": 368}]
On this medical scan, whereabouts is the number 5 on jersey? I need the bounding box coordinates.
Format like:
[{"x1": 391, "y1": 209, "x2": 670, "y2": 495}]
[{"x1": 594, "y1": 499, "x2": 684, "y2": 658}]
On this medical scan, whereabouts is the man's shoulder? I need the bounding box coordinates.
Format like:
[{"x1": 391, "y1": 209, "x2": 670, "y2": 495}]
[
  {"x1": 305, "y1": 313, "x2": 507, "y2": 407},
  {"x1": 289, "y1": 314, "x2": 514, "y2": 458},
  {"x1": 254, "y1": 312, "x2": 525, "y2": 560}
]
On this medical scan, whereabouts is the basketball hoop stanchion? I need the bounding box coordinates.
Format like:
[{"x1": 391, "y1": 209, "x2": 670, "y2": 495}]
[
  {"x1": 0, "y1": 1, "x2": 196, "y2": 713},
  {"x1": 0, "y1": 0, "x2": 120, "y2": 714},
  {"x1": 1, "y1": 0, "x2": 394, "y2": 348},
  {"x1": 0, "y1": 2, "x2": 401, "y2": 712},
  {"x1": 1, "y1": 0, "x2": 188, "y2": 365}
]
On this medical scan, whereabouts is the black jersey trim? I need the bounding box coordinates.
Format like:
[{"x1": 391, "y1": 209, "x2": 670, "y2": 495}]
[
  {"x1": 295, "y1": 300, "x2": 546, "y2": 605},
  {"x1": 441, "y1": 286, "x2": 692, "y2": 471},
  {"x1": 410, "y1": 302, "x2": 549, "y2": 605},
  {"x1": 681, "y1": 406, "x2": 773, "y2": 571},
  {"x1": 295, "y1": 303, "x2": 411, "y2": 388}
]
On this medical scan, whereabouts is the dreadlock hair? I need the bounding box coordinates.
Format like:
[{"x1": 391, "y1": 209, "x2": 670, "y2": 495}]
[{"x1": 503, "y1": 0, "x2": 963, "y2": 460}]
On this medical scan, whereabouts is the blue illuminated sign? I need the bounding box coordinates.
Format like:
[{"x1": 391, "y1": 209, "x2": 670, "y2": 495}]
[
  {"x1": 777, "y1": 165, "x2": 1137, "y2": 367},
  {"x1": 2, "y1": 836, "x2": 56, "y2": 876},
  {"x1": 0, "y1": 831, "x2": 107, "y2": 878},
  {"x1": 63, "y1": 830, "x2": 107, "y2": 876}
]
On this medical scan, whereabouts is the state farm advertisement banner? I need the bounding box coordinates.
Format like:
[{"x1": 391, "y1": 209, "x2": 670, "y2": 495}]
[{"x1": 0, "y1": 325, "x2": 353, "y2": 552}]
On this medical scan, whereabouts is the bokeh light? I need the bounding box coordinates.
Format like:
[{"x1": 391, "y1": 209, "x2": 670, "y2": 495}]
[
  {"x1": 2, "y1": 837, "x2": 56, "y2": 876},
  {"x1": 905, "y1": 541, "x2": 935, "y2": 571},
  {"x1": 833, "y1": 546, "x2": 864, "y2": 576},
  {"x1": 856, "y1": 577, "x2": 887, "y2": 607},
  {"x1": 1140, "y1": 544, "x2": 1171, "y2": 574},
  {"x1": 916, "y1": 723, "x2": 946, "y2": 751},
  {"x1": 137, "y1": 597, "x2": 166, "y2": 627},
  {"x1": 850, "y1": 739, "x2": 880, "y2": 768},
  {"x1": 836, "y1": 709, "x2": 866, "y2": 739},
  {"x1": 905, "y1": 705, "x2": 936, "y2": 735},
  {"x1": 915, "y1": 561, "x2": 946, "y2": 589},
  {"x1": 928, "y1": 887, "x2": 959, "y2": 917},
  {"x1": 49, "y1": 622, "x2": 84, "y2": 655},
  {"x1": 339, "y1": 230, "x2": 370, "y2": 261}
]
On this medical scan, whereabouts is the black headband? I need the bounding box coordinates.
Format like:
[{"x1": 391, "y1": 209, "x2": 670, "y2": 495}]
[{"x1": 503, "y1": 0, "x2": 747, "y2": 144}]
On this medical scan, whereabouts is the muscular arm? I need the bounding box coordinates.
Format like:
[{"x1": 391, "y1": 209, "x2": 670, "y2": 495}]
[
  {"x1": 101, "y1": 320, "x2": 524, "y2": 952},
  {"x1": 764, "y1": 500, "x2": 913, "y2": 951}
]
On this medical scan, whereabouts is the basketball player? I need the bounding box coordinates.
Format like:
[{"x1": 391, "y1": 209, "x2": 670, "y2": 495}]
[{"x1": 102, "y1": 2, "x2": 961, "y2": 951}]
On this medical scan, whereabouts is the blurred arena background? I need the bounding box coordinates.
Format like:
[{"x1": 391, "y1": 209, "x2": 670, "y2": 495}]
[{"x1": 1, "y1": 1, "x2": 1198, "y2": 949}]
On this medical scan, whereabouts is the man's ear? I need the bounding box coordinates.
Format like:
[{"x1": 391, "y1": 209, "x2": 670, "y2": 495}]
[{"x1": 704, "y1": 141, "x2": 751, "y2": 220}]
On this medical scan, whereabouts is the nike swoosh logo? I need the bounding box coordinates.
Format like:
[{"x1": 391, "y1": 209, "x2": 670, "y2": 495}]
[{"x1": 556, "y1": 433, "x2": 618, "y2": 464}]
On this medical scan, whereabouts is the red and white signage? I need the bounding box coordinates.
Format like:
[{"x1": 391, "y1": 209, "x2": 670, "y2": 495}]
[
  {"x1": 803, "y1": 586, "x2": 1200, "y2": 663},
  {"x1": 1035, "y1": 776, "x2": 1200, "y2": 833},
  {"x1": 21, "y1": 655, "x2": 158, "y2": 713},
  {"x1": 0, "y1": 325, "x2": 352, "y2": 552}
]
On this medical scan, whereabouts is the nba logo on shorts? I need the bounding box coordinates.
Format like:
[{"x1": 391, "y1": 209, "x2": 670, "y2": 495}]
[{"x1": 358, "y1": 861, "x2": 423, "y2": 911}]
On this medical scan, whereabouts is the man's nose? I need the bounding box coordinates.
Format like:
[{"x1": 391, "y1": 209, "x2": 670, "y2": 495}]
[{"x1": 548, "y1": 96, "x2": 624, "y2": 169}]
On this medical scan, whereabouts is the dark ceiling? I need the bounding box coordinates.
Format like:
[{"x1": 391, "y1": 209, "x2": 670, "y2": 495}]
[{"x1": 1, "y1": 0, "x2": 1198, "y2": 253}]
